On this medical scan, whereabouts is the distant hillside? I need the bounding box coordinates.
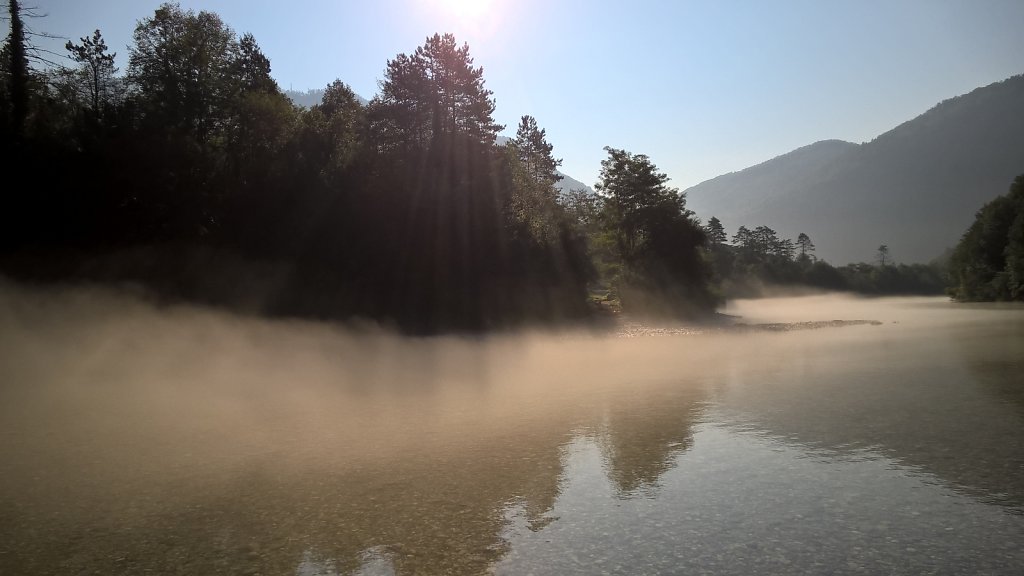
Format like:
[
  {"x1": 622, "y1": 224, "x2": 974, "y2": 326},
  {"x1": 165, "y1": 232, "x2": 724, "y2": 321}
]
[
  {"x1": 685, "y1": 75, "x2": 1024, "y2": 264},
  {"x1": 284, "y1": 88, "x2": 369, "y2": 108}
]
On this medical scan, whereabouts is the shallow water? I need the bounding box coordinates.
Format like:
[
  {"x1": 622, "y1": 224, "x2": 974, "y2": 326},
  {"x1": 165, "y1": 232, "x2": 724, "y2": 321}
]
[{"x1": 1, "y1": 286, "x2": 1022, "y2": 575}]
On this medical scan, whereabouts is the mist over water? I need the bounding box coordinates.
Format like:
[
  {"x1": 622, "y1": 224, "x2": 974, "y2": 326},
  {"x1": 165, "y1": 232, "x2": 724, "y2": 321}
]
[{"x1": 1, "y1": 281, "x2": 1022, "y2": 575}]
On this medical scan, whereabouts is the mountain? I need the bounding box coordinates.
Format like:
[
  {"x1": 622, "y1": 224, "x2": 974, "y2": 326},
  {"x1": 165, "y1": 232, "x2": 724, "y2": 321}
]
[
  {"x1": 684, "y1": 75, "x2": 1024, "y2": 264},
  {"x1": 283, "y1": 88, "x2": 368, "y2": 108},
  {"x1": 553, "y1": 171, "x2": 593, "y2": 196}
]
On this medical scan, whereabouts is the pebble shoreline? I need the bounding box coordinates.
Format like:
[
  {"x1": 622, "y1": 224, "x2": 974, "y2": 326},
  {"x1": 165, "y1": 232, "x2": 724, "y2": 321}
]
[{"x1": 614, "y1": 318, "x2": 883, "y2": 338}]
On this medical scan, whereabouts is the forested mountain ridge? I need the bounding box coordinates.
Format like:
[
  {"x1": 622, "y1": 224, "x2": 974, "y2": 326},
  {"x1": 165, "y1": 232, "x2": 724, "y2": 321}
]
[
  {"x1": 284, "y1": 87, "x2": 368, "y2": 108},
  {"x1": 685, "y1": 74, "x2": 1024, "y2": 264}
]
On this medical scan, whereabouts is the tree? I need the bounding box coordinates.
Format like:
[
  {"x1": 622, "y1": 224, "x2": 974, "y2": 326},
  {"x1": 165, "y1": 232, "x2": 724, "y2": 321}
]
[
  {"x1": 309, "y1": 79, "x2": 365, "y2": 172},
  {"x1": 369, "y1": 33, "x2": 502, "y2": 153},
  {"x1": 511, "y1": 115, "x2": 562, "y2": 187},
  {"x1": 506, "y1": 115, "x2": 564, "y2": 243},
  {"x1": 3, "y1": 0, "x2": 29, "y2": 140},
  {"x1": 1006, "y1": 207, "x2": 1024, "y2": 299},
  {"x1": 773, "y1": 237, "x2": 796, "y2": 260},
  {"x1": 877, "y1": 244, "x2": 890, "y2": 267},
  {"x1": 756, "y1": 226, "x2": 776, "y2": 255},
  {"x1": 233, "y1": 32, "x2": 276, "y2": 94},
  {"x1": 64, "y1": 30, "x2": 118, "y2": 118},
  {"x1": 705, "y1": 216, "x2": 727, "y2": 245},
  {"x1": 596, "y1": 146, "x2": 714, "y2": 315},
  {"x1": 562, "y1": 187, "x2": 600, "y2": 231},
  {"x1": 732, "y1": 225, "x2": 753, "y2": 249},
  {"x1": 949, "y1": 174, "x2": 1024, "y2": 301},
  {"x1": 128, "y1": 3, "x2": 238, "y2": 141},
  {"x1": 597, "y1": 147, "x2": 687, "y2": 259},
  {"x1": 796, "y1": 232, "x2": 815, "y2": 260}
]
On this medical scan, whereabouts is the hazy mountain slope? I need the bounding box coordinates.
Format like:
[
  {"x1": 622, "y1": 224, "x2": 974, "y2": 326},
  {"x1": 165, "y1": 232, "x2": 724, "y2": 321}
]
[
  {"x1": 284, "y1": 88, "x2": 369, "y2": 108},
  {"x1": 554, "y1": 172, "x2": 593, "y2": 196},
  {"x1": 685, "y1": 75, "x2": 1024, "y2": 264}
]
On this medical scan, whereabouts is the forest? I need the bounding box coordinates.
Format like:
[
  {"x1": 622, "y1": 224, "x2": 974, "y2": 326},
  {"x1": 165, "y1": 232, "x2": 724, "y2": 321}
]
[
  {"x1": 0, "y1": 2, "x2": 715, "y2": 332},
  {"x1": 947, "y1": 175, "x2": 1024, "y2": 301},
  {"x1": 0, "y1": 2, "x2": 1015, "y2": 335}
]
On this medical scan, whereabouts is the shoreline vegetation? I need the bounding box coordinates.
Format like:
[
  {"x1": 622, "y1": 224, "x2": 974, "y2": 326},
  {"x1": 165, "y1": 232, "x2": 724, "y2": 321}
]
[{"x1": 0, "y1": 3, "x2": 1014, "y2": 334}]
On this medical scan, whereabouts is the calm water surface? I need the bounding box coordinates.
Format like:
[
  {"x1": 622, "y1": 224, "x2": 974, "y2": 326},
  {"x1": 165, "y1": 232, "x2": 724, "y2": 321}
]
[{"x1": 1, "y1": 288, "x2": 1022, "y2": 575}]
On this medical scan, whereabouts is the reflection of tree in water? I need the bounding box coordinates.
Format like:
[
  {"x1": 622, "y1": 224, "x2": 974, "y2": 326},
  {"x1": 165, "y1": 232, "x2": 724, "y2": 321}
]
[
  {"x1": 954, "y1": 320, "x2": 1024, "y2": 508},
  {"x1": 597, "y1": 386, "x2": 706, "y2": 497},
  {"x1": 962, "y1": 321, "x2": 1024, "y2": 414}
]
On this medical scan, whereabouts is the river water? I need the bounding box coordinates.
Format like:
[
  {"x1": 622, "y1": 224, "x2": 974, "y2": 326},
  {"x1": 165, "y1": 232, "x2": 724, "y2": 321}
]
[{"x1": 1, "y1": 285, "x2": 1022, "y2": 575}]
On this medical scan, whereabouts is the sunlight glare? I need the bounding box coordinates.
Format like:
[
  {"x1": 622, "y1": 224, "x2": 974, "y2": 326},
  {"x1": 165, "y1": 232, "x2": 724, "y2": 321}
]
[{"x1": 430, "y1": 0, "x2": 496, "y2": 23}]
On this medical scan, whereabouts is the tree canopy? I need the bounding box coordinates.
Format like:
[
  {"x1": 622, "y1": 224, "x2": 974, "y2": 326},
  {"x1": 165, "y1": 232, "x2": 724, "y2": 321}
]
[
  {"x1": 595, "y1": 147, "x2": 716, "y2": 315},
  {"x1": 948, "y1": 174, "x2": 1024, "y2": 301},
  {"x1": 0, "y1": 4, "x2": 730, "y2": 330}
]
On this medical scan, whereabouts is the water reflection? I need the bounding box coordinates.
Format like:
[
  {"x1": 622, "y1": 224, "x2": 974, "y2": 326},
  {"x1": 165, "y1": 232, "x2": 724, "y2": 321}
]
[
  {"x1": 596, "y1": 389, "x2": 705, "y2": 498},
  {"x1": 711, "y1": 298, "x2": 1024, "y2": 511},
  {"x1": 497, "y1": 423, "x2": 1024, "y2": 575},
  {"x1": 1, "y1": 286, "x2": 1023, "y2": 574},
  {"x1": 0, "y1": 281, "x2": 717, "y2": 574}
]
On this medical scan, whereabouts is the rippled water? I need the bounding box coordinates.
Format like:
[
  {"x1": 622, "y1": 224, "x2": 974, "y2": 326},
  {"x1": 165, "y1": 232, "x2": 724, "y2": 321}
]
[{"x1": 1, "y1": 286, "x2": 1022, "y2": 575}]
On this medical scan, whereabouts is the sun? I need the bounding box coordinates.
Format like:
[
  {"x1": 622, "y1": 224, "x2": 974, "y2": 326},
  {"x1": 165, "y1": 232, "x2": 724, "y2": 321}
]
[{"x1": 432, "y1": 0, "x2": 495, "y2": 22}]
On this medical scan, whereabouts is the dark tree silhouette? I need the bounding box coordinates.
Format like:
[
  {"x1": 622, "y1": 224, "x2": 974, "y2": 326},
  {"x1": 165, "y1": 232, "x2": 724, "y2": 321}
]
[
  {"x1": 369, "y1": 33, "x2": 502, "y2": 154},
  {"x1": 796, "y1": 232, "x2": 815, "y2": 259},
  {"x1": 4, "y1": 0, "x2": 28, "y2": 141},
  {"x1": 65, "y1": 30, "x2": 117, "y2": 118},
  {"x1": 705, "y1": 216, "x2": 727, "y2": 245},
  {"x1": 949, "y1": 174, "x2": 1024, "y2": 301},
  {"x1": 511, "y1": 115, "x2": 562, "y2": 187},
  {"x1": 596, "y1": 146, "x2": 715, "y2": 315},
  {"x1": 877, "y1": 244, "x2": 890, "y2": 267}
]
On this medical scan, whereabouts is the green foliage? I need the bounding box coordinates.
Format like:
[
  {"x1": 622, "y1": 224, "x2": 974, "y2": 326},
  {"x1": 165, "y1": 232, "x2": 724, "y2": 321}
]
[
  {"x1": 796, "y1": 232, "x2": 815, "y2": 259},
  {"x1": 369, "y1": 33, "x2": 502, "y2": 155},
  {"x1": 710, "y1": 222, "x2": 945, "y2": 297},
  {"x1": 704, "y1": 216, "x2": 727, "y2": 245},
  {"x1": 595, "y1": 147, "x2": 716, "y2": 316},
  {"x1": 1, "y1": 4, "x2": 738, "y2": 331},
  {"x1": 128, "y1": 3, "x2": 239, "y2": 141},
  {"x1": 948, "y1": 174, "x2": 1024, "y2": 301},
  {"x1": 234, "y1": 32, "x2": 276, "y2": 94},
  {"x1": 837, "y1": 262, "x2": 946, "y2": 295},
  {"x1": 512, "y1": 115, "x2": 562, "y2": 188},
  {"x1": 65, "y1": 30, "x2": 118, "y2": 118}
]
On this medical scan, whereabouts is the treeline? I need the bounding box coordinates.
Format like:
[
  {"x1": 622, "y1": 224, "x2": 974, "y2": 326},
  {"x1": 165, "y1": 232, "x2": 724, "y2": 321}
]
[
  {"x1": 702, "y1": 218, "x2": 947, "y2": 297},
  {"x1": 0, "y1": 2, "x2": 714, "y2": 331},
  {"x1": 948, "y1": 174, "x2": 1024, "y2": 301}
]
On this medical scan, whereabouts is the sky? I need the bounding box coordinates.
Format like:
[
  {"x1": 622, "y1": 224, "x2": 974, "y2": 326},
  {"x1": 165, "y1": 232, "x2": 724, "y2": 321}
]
[{"x1": 13, "y1": 0, "x2": 1024, "y2": 191}]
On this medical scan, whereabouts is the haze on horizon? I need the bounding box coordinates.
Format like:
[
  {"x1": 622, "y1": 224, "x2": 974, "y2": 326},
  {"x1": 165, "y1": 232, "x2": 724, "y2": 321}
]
[{"x1": 18, "y1": 0, "x2": 1024, "y2": 190}]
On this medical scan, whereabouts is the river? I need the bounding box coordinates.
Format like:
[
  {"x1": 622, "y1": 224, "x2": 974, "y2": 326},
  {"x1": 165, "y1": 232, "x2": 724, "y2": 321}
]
[{"x1": 1, "y1": 284, "x2": 1022, "y2": 575}]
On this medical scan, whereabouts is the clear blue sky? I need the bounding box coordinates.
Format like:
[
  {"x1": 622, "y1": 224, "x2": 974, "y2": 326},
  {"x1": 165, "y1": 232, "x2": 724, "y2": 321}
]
[{"x1": 14, "y1": 0, "x2": 1024, "y2": 191}]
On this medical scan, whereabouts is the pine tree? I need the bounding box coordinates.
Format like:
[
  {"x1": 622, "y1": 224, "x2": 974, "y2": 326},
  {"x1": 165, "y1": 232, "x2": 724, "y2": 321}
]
[
  {"x1": 732, "y1": 225, "x2": 753, "y2": 249},
  {"x1": 705, "y1": 216, "x2": 727, "y2": 244},
  {"x1": 877, "y1": 244, "x2": 890, "y2": 267},
  {"x1": 796, "y1": 232, "x2": 815, "y2": 260},
  {"x1": 512, "y1": 115, "x2": 562, "y2": 188},
  {"x1": 370, "y1": 33, "x2": 502, "y2": 152},
  {"x1": 65, "y1": 29, "x2": 117, "y2": 118}
]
